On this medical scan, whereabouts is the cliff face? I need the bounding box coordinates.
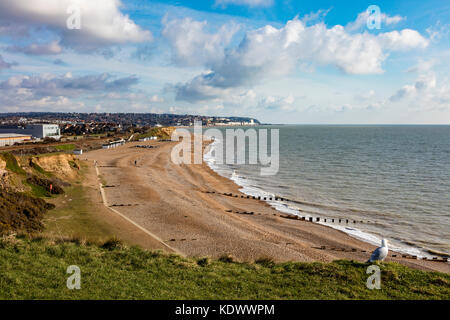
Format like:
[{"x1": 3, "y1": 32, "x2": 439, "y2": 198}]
[
  {"x1": 159, "y1": 127, "x2": 176, "y2": 138},
  {"x1": 0, "y1": 158, "x2": 7, "y2": 189},
  {"x1": 0, "y1": 152, "x2": 80, "y2": 196},
  {"x1": 0, "y1": 152, "x2": 81, "y2": 234},
  {"x1": 30, "y1": 154, "x2": 79, "y2": 180}
]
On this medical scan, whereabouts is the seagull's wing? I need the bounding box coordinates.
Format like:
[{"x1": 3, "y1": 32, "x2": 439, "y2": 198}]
[
  {"x1": 369, "y1": 246, "x2": 388, "y2": 262},
  {"x1": 369, "y1": 247, "x2": 382, "y2": 262}
]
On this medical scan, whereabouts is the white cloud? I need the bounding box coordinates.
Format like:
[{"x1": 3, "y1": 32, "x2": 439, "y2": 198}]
[
  {"x1": 258, "y1": 94, "x2": 297, "y2": 111},
  {"x1": 301, "y1": 9, "x2": 332, "y2": 25},
  {"x1": 390, "y1": 73, "x2": 437, "y2": 102},
  {"x1": 0, "y1": 22, "x2": 29, "y2": 37},
  {"x1": 355, "y1": 89, "x2": 376, "y2": 101},
  {"x1": 166, "y1": 17, "x2": 428, "y2": 102},
  {"x1": 390, "y1": 70, "x2": 449, "y2": 110},
  {"x1": 170, "y1": 71, "x2": 233, "y2": 102},
  {"x1": 0, "y1": 72, "x2": 146, "y2": 112},
  {"x1": 214, "y1": 0, "x2": 273, "y2": 8},
  {"x1": 426, "y1": 21, "x2": 450, "y2": 42},
  {"x1": 195, "y1": 104, "x2": 225, "y2": 115},
  {"x1": 0, "y1": 54, "x2": 14, "y2": 70},
  {"x1": 0, "y1": 72, "x2": 140, "y2": 112},
  {"x1": 150, "y1": 95, "x2": 164, "y2": 102},
  {"x1": 7, "y1": 40, "x2": 63, "y2": 55},
  {"x1": 162, "y1": 17, "x2": 239, "y2": 67},
  {"x1": 406, "y1": 60, "x2": 435, "y2": 74},
  {"x1": 0, "y1": 0, "x2": 151, "y2": 52},
  {"x1": 0, "y1": 94, "x2": 85, "y2": 112},
  {"x1": 378, "y1": 29, "x2": 428, "y2": 51},
  {"x1": 390, "y1": 85, "x2": 416, "y2": 101}
]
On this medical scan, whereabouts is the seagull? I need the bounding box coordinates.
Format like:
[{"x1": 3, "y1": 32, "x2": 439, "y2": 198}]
[{"x1": 367, "y1": 239, "x2": 389, "y2": 263}]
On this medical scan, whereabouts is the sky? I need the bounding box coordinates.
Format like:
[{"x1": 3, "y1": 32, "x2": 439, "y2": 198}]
[{"x1": 0, "y1": 0, "x2": 449, "y2": 124}]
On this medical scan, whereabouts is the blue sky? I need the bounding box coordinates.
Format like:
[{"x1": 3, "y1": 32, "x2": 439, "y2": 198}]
[{"x1": 0, "y1": 0, "x2": 449, "y2": 123}]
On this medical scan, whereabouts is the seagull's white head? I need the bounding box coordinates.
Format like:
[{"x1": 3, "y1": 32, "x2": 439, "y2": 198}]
[{"x1": 381, "y1": 239, "x2": 388, "y2": 247}]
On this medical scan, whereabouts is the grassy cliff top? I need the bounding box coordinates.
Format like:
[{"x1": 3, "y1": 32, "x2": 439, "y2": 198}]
[{"x1": 0, "y1": 237, "x2": 449, "y2": 300}]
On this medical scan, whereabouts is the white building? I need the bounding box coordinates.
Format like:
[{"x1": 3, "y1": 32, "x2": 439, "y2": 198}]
[
  {"x1": 0, "y1": 124, "x2": 61, "y2": 140},
  {"x1": 139, "y1": 136, "x2": 158, "y2": 142},
  {"x1": 0, "y1": 133, "x2": 32, "y2": 147}
]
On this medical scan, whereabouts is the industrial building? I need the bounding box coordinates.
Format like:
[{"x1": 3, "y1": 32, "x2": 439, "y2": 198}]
[
  {"x1": 0, "y1": 124, "x2": 61, "y2": 140},
  {"x1": 0, "y1": 133, "x2": 32, "y2": 147}
]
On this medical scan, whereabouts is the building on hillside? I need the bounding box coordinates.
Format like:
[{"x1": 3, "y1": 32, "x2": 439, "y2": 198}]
[
  {"x1": 26, "y1": 124, "x2": 61, "y2": 140},
  {"x1": 0, "y1": 133, "x2": 32, "y2": 147},
  {"x1": 0, "y1": 124, "x2": 61, "y2": 140}
]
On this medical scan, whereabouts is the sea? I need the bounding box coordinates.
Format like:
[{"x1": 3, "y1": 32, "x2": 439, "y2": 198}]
[{"x1": 201, "y1": 125, "x2": 450, "y2": 257}]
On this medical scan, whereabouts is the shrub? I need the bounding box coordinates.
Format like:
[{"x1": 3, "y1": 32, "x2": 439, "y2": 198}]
[
  {"x1": 26, "y1": 175, "x2": 64, "y2": 196},
  {"x1": 218, "y1": 254, "x2": 234, "y2": 263},
  {"x1": 101, "y1": 237, "x2": 124, "y2": 250},
  {"x1": 255, "y1": 257, "x2": 275, "y2": 267},
  {"x1": 197, "y1": 257, "x2": 210, "y2": 267},
  {"x1": 0, "y1": 190, "x2": 55, "y2": 234}
]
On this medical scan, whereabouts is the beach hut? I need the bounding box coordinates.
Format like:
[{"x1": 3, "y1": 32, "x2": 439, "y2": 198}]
[{"x1": 102, "y1": 138, "x2": 125, "y2": 149}]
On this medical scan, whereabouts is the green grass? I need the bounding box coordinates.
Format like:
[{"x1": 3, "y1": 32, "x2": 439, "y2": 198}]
[
  {"x1": 136, "y1": 127, "x2": 170, "y2": 140},
  {"x1": 0, "y1": 237, "x2": 448, "y2": 300},
  {"x1": 1, "y1": 153, "x2": 26, "y2": 175},
  {"x1": 54, "y1": 144, "x2": 76, "y2": 151},
  {"x1": 33, "y1": 152, "x2": 64, "y2": 158},
  {"x1": 30, "y1": 161, "x2": 52, "y2": 177},
  {"x1": 42, "y1": 162, "x2": 115, "y2": 242},
  {"x1": 42, "y1": 185, "x2": 113, "y2": 242},
  {"x1": 23, "y1": 179, "x2": 52, "y2": 198}
]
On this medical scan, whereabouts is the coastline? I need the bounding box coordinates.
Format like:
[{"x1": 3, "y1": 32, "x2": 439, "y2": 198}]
[
  {"x1": 203, "y1": 134, "x2": 450, "y2": 259},
  {"x1": 79, "y1": 140, "x2": 450, "y2": 273}
]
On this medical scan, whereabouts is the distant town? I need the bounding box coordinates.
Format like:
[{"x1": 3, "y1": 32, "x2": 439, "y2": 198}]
[{"x1": 0, "y1": 112, "x2": 261, "y2": 147}]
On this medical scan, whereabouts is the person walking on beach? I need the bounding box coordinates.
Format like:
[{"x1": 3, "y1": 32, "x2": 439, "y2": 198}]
[{"x1": 134, "y1": 160, "x2": 137, "y2": 166}]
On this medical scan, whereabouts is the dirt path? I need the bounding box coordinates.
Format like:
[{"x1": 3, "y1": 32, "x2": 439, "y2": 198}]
[{"x1": 55, "y1": 160, "x2": 176, "y2": 252}]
